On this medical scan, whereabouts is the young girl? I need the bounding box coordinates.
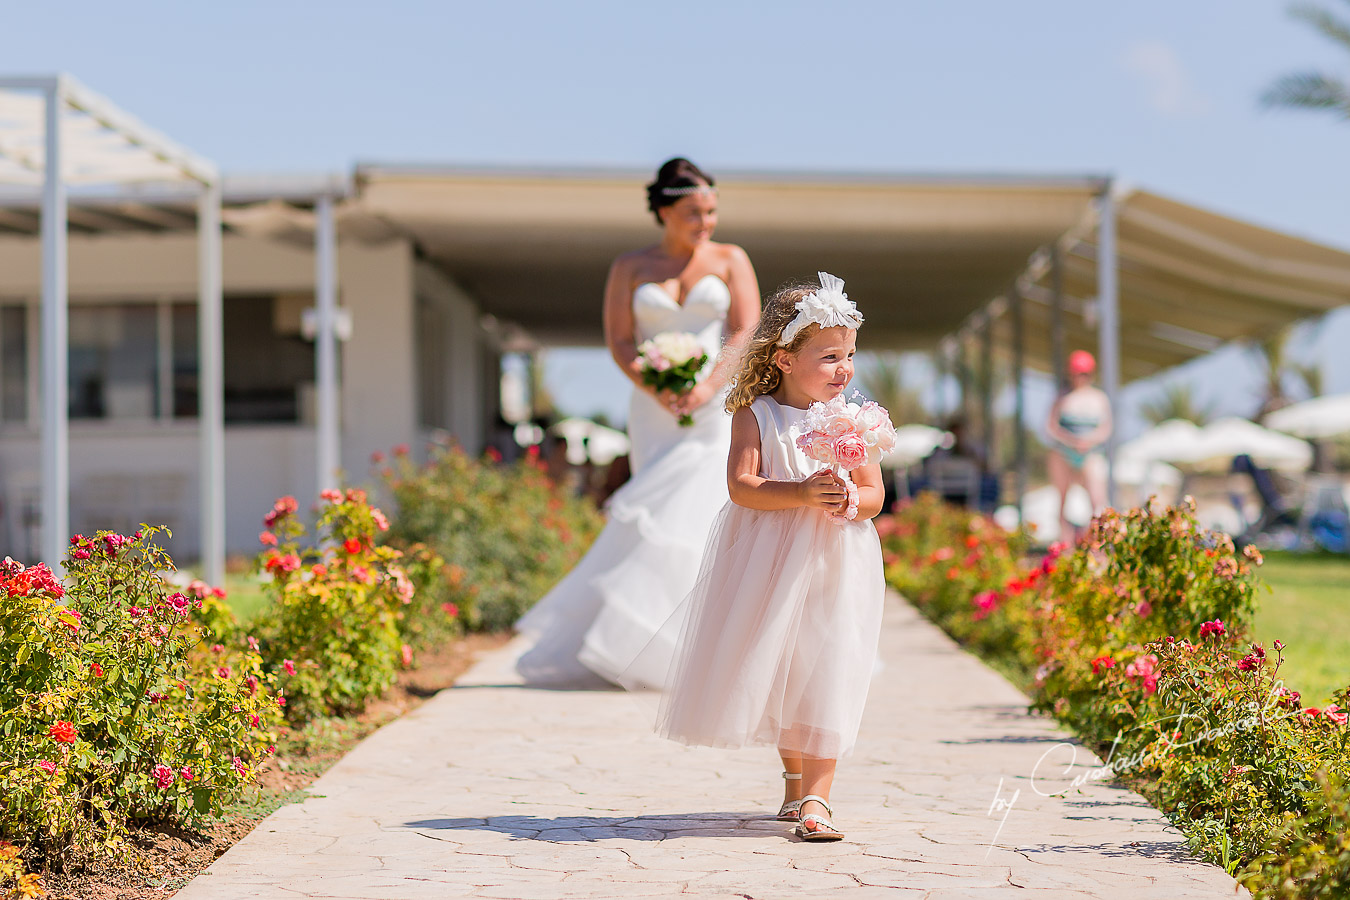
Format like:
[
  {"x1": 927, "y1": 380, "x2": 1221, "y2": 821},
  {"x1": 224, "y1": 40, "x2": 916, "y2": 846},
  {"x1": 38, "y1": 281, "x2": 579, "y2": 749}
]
[{"x1": 655, "y1": 272, "x2": 887, "y2": 841}]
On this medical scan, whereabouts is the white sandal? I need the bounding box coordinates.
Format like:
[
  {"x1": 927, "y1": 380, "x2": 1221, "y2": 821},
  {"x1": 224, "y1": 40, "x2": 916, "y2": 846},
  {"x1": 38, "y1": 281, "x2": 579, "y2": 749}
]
[
  {"x1": 796, "y1": 795, "x2": 844, "y2": 842},
  {"x1": 777, "y1": 771, "x2": 803, "y2": 821}
]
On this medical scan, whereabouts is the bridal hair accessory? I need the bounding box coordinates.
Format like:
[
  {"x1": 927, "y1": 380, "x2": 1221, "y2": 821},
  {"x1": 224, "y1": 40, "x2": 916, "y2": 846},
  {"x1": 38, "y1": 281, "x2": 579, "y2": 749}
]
[
  {"x1": 778, "y1": 272, "x2": 864, "y2": 346},
  {"x1": 660, "y1": 184, "x2": 715, "y2": 197}
]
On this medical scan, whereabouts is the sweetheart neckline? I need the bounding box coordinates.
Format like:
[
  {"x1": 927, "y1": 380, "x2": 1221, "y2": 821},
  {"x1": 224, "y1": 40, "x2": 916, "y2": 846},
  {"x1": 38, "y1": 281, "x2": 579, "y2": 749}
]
[{"x1": 635, "y1": 273, "x2": 728, "y2": 309}]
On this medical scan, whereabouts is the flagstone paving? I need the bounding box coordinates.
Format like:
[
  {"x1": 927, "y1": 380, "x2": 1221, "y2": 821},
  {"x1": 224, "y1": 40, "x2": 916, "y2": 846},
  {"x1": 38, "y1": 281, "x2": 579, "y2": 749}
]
[{"x1": 177, "y1": 596, "x2": 1248, "y2": 899}]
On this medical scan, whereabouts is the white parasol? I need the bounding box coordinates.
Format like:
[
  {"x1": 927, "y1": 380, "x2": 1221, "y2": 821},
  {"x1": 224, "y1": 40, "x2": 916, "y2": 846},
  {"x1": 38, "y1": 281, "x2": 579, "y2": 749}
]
[
  {"x1": 1265, "y1": 393, "x2": 1350, "y2": 439},
  {"x1": 883, "y1": 425, "x2": 953, "y2": 469},
  {"x1": 1167, "y1": 417, "x2": 1312, "y2": 474}
]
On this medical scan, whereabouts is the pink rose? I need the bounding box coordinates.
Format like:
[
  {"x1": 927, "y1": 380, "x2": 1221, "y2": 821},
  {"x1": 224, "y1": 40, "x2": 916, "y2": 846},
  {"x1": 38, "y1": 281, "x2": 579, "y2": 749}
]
[
  {"x1": 832, "y1": 433, "x2": 868, "y2": 470},
  {"x1": 825, "y1": 415, "x2": 853, "y2": 436},
  {"x1": 869, "y1": 419, "x2": 897, "y2": 453},
  {"x1": 797, "y1": 432, "x2": 836, "y2": 465},
  {"x1": 283, "y1": 659, "x2": 296, "y2": 676},
  {"x1": 37, "y1": 759, "x2": 57, "y2": 775},
  {"x1": 152, "y1": 763, "x2": 175, "y2": 790}
]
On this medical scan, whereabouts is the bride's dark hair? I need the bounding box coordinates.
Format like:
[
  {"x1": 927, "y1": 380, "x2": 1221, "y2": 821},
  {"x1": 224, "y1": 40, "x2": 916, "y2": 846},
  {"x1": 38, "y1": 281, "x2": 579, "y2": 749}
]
[{"x1": 645, "y1": 158, "x2": 715, "y2": 225}]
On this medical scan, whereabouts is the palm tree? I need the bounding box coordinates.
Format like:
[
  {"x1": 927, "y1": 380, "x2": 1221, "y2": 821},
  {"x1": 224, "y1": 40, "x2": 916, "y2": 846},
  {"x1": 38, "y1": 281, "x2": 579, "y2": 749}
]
[
  {"x1": 1251, "y1": 328, "x2": 1298, "y2": 420},
  {"x1": 1290, "y1": 359, "x2": 1325, "y2": 400},
  {"x1": 1139, "y1": 382, "x2": 1217, "y2": 426},
  {"x1": 1262, "y1": 2, "x2": 1350, "y2": 119},
  {"x1": 854, "y1": 352, "x2": 928, "y2": 426}
]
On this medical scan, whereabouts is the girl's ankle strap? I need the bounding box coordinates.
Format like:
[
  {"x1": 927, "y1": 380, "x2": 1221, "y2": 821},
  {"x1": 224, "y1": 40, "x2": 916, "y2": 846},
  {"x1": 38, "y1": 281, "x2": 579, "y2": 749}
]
[{"x1": 782, "y1": 771, "x2": 802, "y2": 781}]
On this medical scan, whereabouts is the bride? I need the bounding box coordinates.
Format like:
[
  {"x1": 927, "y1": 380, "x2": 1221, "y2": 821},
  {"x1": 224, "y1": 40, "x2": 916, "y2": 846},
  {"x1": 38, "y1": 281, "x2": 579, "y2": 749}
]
[{"x1": 515, "y1": 158, "x2": 761, "y2": 687}]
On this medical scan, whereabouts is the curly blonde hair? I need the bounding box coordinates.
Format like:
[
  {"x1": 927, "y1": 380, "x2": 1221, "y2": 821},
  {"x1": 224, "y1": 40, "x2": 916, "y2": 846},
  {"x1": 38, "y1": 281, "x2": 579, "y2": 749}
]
[{"x1": 724, "y1": 281, "x2": 823, "y2": 413}]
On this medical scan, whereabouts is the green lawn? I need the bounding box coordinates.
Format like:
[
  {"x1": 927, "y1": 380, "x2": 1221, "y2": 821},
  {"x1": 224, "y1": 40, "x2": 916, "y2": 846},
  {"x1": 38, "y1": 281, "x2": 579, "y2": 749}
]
[
  {"x1": 1252, "y1": 551, "x2": 1350, "y2": 706},
  {"x1": 224, "y1": 571, "x2": 272, "y2": 625}
]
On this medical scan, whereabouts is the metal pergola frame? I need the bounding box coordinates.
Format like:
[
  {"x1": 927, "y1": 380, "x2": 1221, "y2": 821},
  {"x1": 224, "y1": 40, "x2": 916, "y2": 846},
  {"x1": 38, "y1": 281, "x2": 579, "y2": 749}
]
[
  {"x1": 941, "y1": 182, "x2": 1122, "y2": 516},
  {"x1": 0, "y1": 73, "x2": 225, "y2": 582}
]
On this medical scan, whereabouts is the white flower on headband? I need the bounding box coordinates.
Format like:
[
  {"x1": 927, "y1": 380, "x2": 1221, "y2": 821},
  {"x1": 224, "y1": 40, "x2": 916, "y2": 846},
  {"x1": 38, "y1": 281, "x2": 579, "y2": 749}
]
[{"x1": 778, "y1": 272, "x2": 864, "y2": 346}]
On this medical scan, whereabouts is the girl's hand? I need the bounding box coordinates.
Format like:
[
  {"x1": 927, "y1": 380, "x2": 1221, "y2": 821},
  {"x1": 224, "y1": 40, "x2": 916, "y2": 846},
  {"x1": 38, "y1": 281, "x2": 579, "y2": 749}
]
[{"x1": 799, "y1": 469, "x2": 847, "y2": 512}]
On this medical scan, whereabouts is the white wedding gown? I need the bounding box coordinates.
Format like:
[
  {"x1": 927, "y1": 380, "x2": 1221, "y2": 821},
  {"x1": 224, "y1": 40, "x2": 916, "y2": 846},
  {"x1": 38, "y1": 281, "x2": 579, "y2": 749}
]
[{"x1": 515, "y1": 274, "x2": 733, "y2": 688}]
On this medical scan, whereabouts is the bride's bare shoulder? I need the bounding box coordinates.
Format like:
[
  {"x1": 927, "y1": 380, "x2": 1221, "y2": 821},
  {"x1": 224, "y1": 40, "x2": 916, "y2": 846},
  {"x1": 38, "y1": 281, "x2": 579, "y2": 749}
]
[
  {"x1": 707, "y1": 241, "x2": 749, "y2": 262},
  {"x1": 613, "y1": 245, "x2": 661, "y2": 269}
]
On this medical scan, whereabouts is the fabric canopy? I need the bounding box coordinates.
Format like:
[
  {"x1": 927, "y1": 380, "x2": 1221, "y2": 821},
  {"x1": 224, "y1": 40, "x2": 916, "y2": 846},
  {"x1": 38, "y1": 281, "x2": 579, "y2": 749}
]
[
  {"x1": 350, "y1": 167, "x2": 1350, "y2": 388},
  {"x1": 990, "y1": 190, "x2": 1350, "y2": 382}
]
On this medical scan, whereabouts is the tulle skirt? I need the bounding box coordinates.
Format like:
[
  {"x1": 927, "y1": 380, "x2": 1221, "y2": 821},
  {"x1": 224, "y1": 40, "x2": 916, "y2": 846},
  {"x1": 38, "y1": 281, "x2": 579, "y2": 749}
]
[
  {"x1": 627, "y1": 502, "x2": 885, "y2": 760},
  {"x1": 514, "y1": 389, "x2": 731, "y2": 687}
]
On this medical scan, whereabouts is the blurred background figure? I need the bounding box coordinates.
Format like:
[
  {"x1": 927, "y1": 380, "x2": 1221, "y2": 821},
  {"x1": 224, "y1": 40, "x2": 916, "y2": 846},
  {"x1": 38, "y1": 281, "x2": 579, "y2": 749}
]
[{"x1": 1046, "y1": 351, "x2": 1112, "y2": 543}]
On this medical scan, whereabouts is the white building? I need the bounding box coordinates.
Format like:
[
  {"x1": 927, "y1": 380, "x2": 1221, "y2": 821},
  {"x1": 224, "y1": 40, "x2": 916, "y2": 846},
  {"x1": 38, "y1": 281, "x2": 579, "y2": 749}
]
[
  {"x1": 0, "y1": 178, "x2": 498, "y2": 561},
  {"x1": 3, "y1": 165, "x2": 1349, "y2": 564}
]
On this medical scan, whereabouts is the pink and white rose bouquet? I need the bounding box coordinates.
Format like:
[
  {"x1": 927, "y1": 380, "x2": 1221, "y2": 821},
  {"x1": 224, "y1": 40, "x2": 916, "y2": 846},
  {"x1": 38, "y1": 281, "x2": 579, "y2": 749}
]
[
  {"x1": 637, "y1": 331, "x2": 710, "y2": 427},
  {"x1": 794, "y1": 392, "x2": 898, "y2": 523}
]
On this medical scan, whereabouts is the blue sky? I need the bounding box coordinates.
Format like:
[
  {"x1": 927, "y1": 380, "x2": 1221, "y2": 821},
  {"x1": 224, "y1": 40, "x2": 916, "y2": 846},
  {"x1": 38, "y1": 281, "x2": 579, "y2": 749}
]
[{"x1": 8, "y1": 0, "x2": 1349, "y2": 434}]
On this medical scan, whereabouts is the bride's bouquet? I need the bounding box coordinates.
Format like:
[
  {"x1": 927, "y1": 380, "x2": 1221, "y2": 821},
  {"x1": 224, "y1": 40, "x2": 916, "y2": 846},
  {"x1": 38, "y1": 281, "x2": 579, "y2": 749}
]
[
  {"x1": 637, "y1": 331, "x2": 709, "y2": 427},
  {"x1": 795, "y1": 392, "x2": 898, "y2": 523}
]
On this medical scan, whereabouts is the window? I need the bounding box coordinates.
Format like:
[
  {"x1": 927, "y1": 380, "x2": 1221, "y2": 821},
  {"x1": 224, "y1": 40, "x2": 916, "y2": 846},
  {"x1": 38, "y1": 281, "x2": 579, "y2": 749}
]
[
  {"x1": 68, "y1": 304, "x2": 158, "y2": 419},
  {"x1": 0, "y1": 296, "x2": 318, "y2": 426},
  {"x1": 172, "y1": 302, "x2": 198, "y2": 418},
  {"x1": 223, "y1": 295, "x2": 315, "y2": 424},
  {"x1": 1, "y1": 305, "x2": 25, "y2": 422}
]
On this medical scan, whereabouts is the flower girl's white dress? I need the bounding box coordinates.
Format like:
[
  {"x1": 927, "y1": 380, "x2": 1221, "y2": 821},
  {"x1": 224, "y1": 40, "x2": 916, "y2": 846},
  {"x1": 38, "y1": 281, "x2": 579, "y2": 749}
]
[
  {"x1": 652, "y1": 395, "x2": 885, "y2": 759},
  {"x1": 514, "y1": 275, "x2": 733, "y2": 687}
]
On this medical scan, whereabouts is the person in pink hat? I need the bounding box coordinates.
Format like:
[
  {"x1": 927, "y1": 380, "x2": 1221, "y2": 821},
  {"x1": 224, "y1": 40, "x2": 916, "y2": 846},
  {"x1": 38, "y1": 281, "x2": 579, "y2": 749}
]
[{"x1": 1045, "y1": 350, "x2": 1112, "y2": 543}]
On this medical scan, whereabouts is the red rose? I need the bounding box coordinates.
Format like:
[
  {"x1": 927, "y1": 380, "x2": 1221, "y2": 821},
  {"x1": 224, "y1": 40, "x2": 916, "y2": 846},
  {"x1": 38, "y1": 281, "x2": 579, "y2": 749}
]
[
  {"x1": 49, "y1": 721, "x2": 77, "y2": 744},
  {"x1": 343, "y1": 538, "x2": 362, "y2": 555}
]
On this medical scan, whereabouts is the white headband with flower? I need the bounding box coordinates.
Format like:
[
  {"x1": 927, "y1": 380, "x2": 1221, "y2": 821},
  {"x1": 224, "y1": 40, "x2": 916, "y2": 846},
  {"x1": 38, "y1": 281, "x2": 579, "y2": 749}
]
[{"x1": 778, "y1": 272, "x2": 864, "y2": 346}]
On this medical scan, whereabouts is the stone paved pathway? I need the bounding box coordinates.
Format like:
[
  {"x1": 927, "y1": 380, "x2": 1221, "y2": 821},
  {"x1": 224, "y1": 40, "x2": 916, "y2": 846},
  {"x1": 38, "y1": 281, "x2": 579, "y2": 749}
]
[{"x1": 178, "y1": 597, "x2": 1247, "y2": 899}]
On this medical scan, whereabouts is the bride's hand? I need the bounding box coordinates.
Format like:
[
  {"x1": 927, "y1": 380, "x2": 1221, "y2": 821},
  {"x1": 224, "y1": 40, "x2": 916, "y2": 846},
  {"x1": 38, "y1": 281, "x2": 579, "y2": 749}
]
[{"x1": 673, "y1": 382, "x2": 716, "y2": 416}]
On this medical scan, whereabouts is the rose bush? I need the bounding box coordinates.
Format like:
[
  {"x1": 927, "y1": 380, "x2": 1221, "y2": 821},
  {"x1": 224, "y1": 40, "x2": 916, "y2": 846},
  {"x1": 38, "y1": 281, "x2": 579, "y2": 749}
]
[
  {"x1": 0, "y1": 530, "x2": 279, "y2": 866},
  {"x1": 880, "y1": 495, "x2": 1350, "y2": 899},
  {"x1": 250, "y1": 491, "x2": 412, "y2": 722},
  {"x1": 379, "y1": 442, "x2": 603, "y2": 632}
]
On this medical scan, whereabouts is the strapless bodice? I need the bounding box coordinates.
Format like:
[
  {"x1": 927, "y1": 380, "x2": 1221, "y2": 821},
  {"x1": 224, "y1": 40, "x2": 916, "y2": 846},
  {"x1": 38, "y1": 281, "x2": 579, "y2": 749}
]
[{"x1": 632, "y1": 274, "x2": 731, "y2": 355}]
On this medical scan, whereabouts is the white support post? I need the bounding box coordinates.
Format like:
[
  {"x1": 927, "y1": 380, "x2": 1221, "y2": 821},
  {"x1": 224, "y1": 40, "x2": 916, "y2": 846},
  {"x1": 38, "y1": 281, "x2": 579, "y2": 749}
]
[
  {"x1": 1011, "y1": 288, "x2": 1027, "y2": 523},
  {"x1": 1097, "y1": 185, "x2": 1121, "y2": 507},
  {"x1": 314, "y1": 194, "x2": 340, "y2": 492},
  {"x1": 39, "y1": 82, "x2": 69, "y2": 570},
  {"x1": 198, "y1": 183, "x2": 224, "y2": 586}
]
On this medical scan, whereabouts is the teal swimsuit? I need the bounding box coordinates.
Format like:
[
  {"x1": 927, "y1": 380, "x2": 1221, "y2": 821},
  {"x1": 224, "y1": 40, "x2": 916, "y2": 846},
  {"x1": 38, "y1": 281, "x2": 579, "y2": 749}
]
[{"x1": 1056, "y1": 410, "x2": 1102, "y2": 470}]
